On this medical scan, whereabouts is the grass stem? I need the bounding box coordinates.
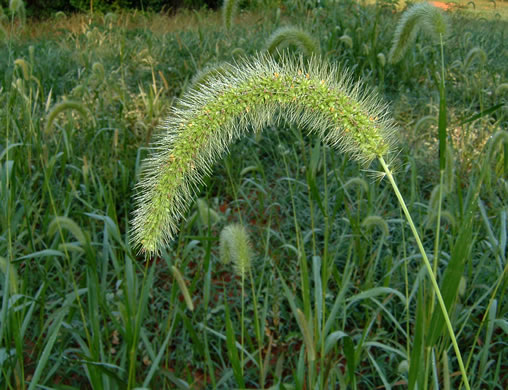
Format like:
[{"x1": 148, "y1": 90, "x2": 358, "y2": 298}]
[{"x1": 378, "y1": 156, "x2": 471, "y2": 390}]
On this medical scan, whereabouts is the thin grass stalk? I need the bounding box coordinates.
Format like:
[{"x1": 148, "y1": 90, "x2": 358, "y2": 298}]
[
  {"x1": 431, "y1": 172, "x2": 444, "y2": 310},
  {"x1": 438, "y1": 34, "x2": 447, "y2": 172},
  {"x1": 320, "y1": 145, "x2": 330, "y2": 388},
  {"x1": 248, "y1": 268, "x2": 264, "y2": 387},
  {"x1": 202, "y1": 236, "x2": 217, "y2": 388},
  {"x1": 401, "y1": 211, "x2": 410, "y2": 357},
  {"x1": 241, "y1": 272, "x2": 245, "y2": 377},
  {"x1": 378, "y1": 156, "x2": 471, "y2": 390}
]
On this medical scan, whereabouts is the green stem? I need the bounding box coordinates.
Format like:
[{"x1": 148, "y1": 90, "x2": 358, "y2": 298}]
[
  {"x1": 248, "y1": 268, "x2": 264, "y2": 387},
  {"x1": 438, "y1": 33, "x2": 447, "y2": 172},
  {"x1": 241, "y1": 274, "x2": 245, "y2": 377},
  {"x1": 430, "y1": 170, "x2": 444, "y2": 313},
  {"x1": 379, "y1": 156, "x2": 471, "y2": 390}
]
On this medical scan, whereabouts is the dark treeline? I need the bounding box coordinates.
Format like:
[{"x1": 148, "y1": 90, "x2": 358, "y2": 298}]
[{"x1": 1, "y1": 0, "x2": 222, "y2": 17}]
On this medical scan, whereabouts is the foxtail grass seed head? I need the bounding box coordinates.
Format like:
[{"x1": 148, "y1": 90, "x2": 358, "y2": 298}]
[
  {"x1": 495, "y1": 83, "x2": 508, "y2": 97},
  {"x1": 132, "y1": 54, "x2": 397, "y2": 255},
  {"x1": 266, "y1": 26, "x2": 320, "y2": 57},
  {"x1": 9, "y1": 0, "x2": 24, "y2": 14},
  {"x1": 231, "y1": 47, "x2": 246, "y2": 58},
  {"x1": 219, "y1": 224, "x2": 252, "y2": 278},
  {"x1": 188, "y1": 63, "x2": 233, "y2": 93},
  {"x1": 389, "y1": 3, "x2": 449, "y2": 64},
  {"x1": 48, "y1": 216, "x2": 87, "y2": 246},
  {"x1": 464, "y1": 47, "x2": 487, "y2": 71},
  {"x1": 171, "y1": 266, "x2": 194, "y2": 311},
  {"x1": 343, "y1": 176, "x2": 369, "y2": 194},
  {"x1": 222, "y1": 0, "x2": 238, "y2": 31},
  {"x1": 339, "y1": 34, "x2": 353, "y2": 49},
  {"x1": 361, "y1": 215, "x2": 389, "y2": 237},
  {"x1": 92, "y1": 62, "x2": 105, "y2": 80},
  {"x1": 45, "y1": 100, "x2": 91, "y2": 135},
  {"x1": 197, "y1": 198, "x2": 221, "y2": 226},
  {"x1": 104, "y1": 12, "x2": 117, "y2": 26},
  {"x1": 14, "y1": 58, "x2": 30, "y2": 80}
]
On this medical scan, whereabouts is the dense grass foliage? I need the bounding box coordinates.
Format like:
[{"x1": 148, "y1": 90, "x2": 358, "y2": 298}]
[{"x1": 0, "y1": 1, "x2": 507, "y2": 389}]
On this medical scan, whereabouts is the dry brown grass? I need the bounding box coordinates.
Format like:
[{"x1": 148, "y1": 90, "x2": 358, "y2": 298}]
[{"x1": 4, "y1": 8, "x2": 269, "y2": 42}]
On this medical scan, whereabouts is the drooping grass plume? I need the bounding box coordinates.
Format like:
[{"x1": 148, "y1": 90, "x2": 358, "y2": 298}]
[
  {"x1": 9, "y1": 0, "x2": 24, "y2": 14},
  {"x1": 132, "y1": 54, "x2": 396, "y2": 255},
  {"x1": 187, "y1": 62, "x2": 233, "y2": 93},
  {"x1": 92, "y1": 62, "x2": 105, "y2": 80},
  {"x1": 171, "y1": 266, "x2": 194, "y2": 311},
  {"x1": 8, "y1": 0, "x2": 25, "y2": 25},
  {"x1": 343, "y1": 176, "x2": 369, "y2": 194},
  {"x1": 219, "y1": 224, "x2": 252, "y2": 278},
  {"x1": 54, "y1": 11, "x2": 66, "y2": 19},
  {"x1": 361, "y1": 215, "x2": 389, "y2": 237},
  {"x1": 362, "y1": 43, "x2": 370, "y2": 56},
  {"x1": 104, "y1": 12, "x2": 118, "y2": 26},
  {"x1": 266, "y1": 26, "x2": 320, "y2": 57},
  {"x1": 463, "y1": 47, "x2": 487, "y2": 71},
  {"x1": 494, "y1": 83, "x2": 508, "y2": 97},
  {"x1": 388, "y1": 3, "x2": 449, "y2": 64},
  {"x1": 14, "y1": 58, "x2": 30, "y2": 80},
  {"x1": 48, "y1": 216, "x2": 87, "y2": 246},
  {"x1": 222, "y1": 0, "x2": 238, "y2": 32},
  {"x1": 44, "y1": 100, "x2": 92, "y2": 134},
  {"x1": 231, "y1": 47, "x2": 246, "y2": 58},
  {"x1": 196, "y1": 198, "x2": 221, "y2": 226},
  {"x1": 339, "y1": 34, "x2": 353, "y2": 49}
]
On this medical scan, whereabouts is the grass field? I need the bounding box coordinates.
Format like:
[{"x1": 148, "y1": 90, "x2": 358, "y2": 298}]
[{"x1": 0, "y1": 0, "x2": 507, "y2": 389}]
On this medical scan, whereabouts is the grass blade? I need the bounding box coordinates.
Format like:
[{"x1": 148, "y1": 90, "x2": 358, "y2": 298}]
[
  {"x1": 224, "y1": 295, "x2": 245, "y2": 388},
  {"x1": 27, "y1": 308, "x2": 67, "y2": 390}
]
